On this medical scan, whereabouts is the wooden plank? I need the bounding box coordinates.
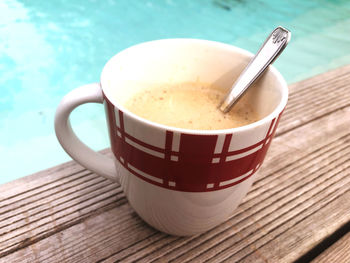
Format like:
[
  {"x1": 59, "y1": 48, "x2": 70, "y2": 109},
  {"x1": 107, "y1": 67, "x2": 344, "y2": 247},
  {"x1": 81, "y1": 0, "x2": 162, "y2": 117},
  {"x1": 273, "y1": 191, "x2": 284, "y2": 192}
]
[
  {"x1": 312, "y1": 231, "x2": 350, "y2": 263},
  {"x1": 0, "y1": 65, "x2": 349, "y2": 262},
  {"x1": 276, "y1": 64, "x2": 350, "y2": 135},
  {"x1": 1, "y1": 98, "x2": 350, "y2": 263},
  {"x1": 0, "y1": 151, "x2": 125, "y2": 258}
]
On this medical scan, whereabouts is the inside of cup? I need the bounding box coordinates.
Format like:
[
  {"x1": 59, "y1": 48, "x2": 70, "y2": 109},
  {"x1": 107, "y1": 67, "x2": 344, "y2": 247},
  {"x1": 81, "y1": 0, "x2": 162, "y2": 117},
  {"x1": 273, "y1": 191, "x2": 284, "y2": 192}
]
[{"x1": 101, "y1": 39, "x2": 285, "y2": 121}]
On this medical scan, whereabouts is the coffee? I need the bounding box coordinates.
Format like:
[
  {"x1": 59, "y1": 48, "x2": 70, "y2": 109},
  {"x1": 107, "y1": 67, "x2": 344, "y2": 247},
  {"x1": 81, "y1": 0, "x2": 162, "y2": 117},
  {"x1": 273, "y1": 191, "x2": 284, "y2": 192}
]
[{"x1": 124, "y1": 82, "x2": 259, "y2": 130}]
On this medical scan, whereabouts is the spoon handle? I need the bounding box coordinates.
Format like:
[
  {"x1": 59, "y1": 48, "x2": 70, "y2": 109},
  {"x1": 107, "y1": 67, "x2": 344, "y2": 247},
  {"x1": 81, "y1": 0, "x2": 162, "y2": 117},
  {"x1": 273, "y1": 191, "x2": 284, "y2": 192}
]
[{"x1": 219, "y1": 26, "x2": 291, "y2": 113}]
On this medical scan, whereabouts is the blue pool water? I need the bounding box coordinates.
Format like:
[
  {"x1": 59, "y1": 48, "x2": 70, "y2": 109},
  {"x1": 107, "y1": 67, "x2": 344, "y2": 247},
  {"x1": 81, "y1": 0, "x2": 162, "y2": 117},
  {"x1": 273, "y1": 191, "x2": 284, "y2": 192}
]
[{"x1": 1, "y1": 0, "x2": 350, "y2": 184}]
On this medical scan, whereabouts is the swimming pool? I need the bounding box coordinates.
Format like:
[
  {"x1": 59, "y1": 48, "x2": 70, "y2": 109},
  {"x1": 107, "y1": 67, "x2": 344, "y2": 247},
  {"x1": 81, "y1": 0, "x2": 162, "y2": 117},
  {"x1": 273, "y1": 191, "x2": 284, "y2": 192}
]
[{"x1": 1, "y1": 0, "x2": 350, "y2": 185}]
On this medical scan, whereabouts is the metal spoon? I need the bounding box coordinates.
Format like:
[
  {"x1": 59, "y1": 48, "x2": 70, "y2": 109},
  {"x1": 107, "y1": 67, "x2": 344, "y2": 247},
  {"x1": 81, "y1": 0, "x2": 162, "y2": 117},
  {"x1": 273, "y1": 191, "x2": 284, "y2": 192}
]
[{"x1": 219, "y1": 26, "x2": 291, "y2": 113}]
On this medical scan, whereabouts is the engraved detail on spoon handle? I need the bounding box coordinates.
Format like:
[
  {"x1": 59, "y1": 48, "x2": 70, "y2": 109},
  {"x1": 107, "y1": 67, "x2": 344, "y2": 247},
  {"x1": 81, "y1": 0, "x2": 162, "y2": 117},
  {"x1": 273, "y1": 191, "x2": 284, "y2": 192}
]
[{"x1": 219, "y1": 26, "x2": 291, "y2": 113}]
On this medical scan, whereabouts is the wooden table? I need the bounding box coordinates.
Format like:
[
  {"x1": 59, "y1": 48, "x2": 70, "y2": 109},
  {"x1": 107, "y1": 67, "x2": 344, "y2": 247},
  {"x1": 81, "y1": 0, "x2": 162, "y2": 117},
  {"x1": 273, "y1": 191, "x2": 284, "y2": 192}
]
[{"x1": 1, "y1": 65, "x2": 350, "y2": 262}]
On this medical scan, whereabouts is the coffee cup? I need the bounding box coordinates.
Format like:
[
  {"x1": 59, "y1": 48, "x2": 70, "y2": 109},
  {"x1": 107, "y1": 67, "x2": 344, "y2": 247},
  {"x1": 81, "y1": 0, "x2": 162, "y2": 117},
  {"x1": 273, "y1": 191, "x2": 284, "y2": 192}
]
[{"x1": 55, "y1": 39, "x2": 288, "y2": 236}]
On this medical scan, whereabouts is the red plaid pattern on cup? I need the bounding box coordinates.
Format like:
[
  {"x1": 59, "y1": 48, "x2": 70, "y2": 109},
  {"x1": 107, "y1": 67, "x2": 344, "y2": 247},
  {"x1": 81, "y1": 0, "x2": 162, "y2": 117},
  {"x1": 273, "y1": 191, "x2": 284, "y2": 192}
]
[{"x1": 104, "y1": 97, "x2": 282, "y2": 192}]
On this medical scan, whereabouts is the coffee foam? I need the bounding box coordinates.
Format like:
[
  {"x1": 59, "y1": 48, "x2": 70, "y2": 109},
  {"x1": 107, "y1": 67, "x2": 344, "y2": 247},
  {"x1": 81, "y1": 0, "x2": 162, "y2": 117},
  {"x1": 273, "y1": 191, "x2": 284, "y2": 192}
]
[{"x1": 123, "y1": 82, "x2": 259, "y2": 130}]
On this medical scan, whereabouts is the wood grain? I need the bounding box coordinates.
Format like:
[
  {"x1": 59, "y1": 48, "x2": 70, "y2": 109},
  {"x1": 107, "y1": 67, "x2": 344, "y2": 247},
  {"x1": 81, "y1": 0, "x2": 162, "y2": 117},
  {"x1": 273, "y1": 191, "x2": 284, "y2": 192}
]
[
  {"x1": 312, "y1": 231, "x2": 350, "y2": 263},
  {"x1": 0, "y1": 65, "x2": 350, "y2": 262},
  {"x1": 277, "y1": 64, "x2": 350, "y2": 135}
]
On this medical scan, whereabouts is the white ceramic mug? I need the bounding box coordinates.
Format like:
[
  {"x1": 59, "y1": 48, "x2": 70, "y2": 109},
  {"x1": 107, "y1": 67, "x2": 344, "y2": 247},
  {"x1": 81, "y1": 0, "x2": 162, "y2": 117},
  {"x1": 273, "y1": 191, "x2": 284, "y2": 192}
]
[{"x1": 55, "y1": 39, "x2": 288, "y2": 236}]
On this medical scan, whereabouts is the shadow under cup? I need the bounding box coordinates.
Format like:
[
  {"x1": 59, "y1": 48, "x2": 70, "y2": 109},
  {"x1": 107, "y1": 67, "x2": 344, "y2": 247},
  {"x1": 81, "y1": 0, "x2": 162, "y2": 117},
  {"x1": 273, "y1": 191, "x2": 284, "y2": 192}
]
[{"x1": 101, "y1": 39, "x2": 288, "y2": 236}]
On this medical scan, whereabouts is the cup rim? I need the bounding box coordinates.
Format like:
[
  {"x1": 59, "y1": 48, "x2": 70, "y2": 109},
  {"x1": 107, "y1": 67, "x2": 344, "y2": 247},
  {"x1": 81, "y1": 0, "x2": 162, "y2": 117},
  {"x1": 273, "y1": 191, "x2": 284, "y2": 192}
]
[{"x1": 101, "y1": 38, "x2": 288, "y2": 135}]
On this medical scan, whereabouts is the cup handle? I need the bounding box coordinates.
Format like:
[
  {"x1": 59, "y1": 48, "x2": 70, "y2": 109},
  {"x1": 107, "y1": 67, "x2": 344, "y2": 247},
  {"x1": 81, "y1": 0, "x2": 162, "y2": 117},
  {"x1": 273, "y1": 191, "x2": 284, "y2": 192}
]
[{"x1": 54, "y1": 83, "x2": 119, "y2": 183}]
